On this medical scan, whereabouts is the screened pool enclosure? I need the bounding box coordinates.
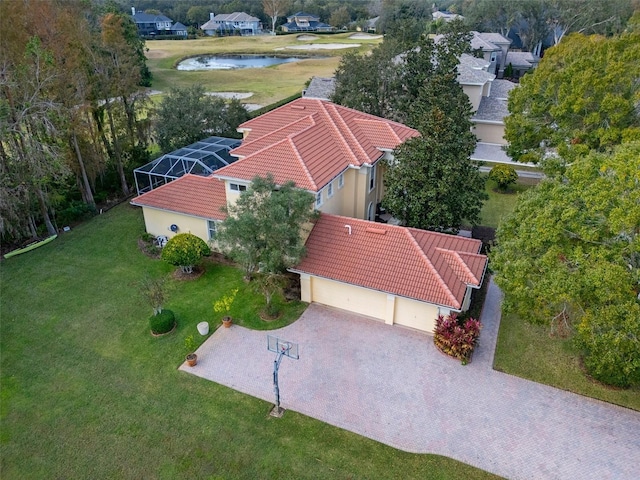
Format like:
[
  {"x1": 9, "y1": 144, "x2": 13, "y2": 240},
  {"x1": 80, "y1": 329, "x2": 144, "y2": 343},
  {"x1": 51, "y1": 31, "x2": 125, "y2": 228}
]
[{"x1": 134, "y1": 136, "x2": 241, "y2": 195}]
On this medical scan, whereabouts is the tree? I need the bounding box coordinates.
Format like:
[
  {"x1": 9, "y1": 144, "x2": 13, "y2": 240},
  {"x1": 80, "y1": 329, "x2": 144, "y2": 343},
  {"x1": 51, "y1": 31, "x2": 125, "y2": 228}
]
[
  {"x1": 490, "y1": 142, "x2": 640, "y2": 387},
  {"x1": 488, "y1": 164, "x2": 518, "y2": 191},
  {"x1": 329, "y1": 6, "x2": 351, "y2": 29},
  {"x1": 505, "y1": 31, "x2": 640, "y2": 168},
  {"x1": 381, "y1": 34, "x2": 485, "y2": 232},
  {"x1": 216, "y1": 175, "x2": 317, "y2": 280},
  {"x1": 263, "y1": 0, "x2": 289, "y2": 34},
  {"x1": 161, "y1": 233, "x2": 211, "y2": 274},
  {"x1": 332, "y1": 39, "x2": 404, "y2": 121},
  {"x1": 153, "y1": 84, "x2": 249, "y2": 153}
]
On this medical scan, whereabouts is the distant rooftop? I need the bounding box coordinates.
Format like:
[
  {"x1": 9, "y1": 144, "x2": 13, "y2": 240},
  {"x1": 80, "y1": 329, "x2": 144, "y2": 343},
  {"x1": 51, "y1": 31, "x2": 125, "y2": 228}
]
[{"x1": 303, "y1": 77, "x2": 336, "y2": 100}]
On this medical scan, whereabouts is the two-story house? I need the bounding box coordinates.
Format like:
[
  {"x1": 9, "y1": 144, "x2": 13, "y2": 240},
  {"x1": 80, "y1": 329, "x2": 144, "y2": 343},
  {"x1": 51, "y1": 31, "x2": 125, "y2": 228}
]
[
  {"x1": 201, "y1": 12, "x2": 261, "y2": 36},
  {"x1": 131, "y1": 98, "x2": 487, "y2": 333},
  {"x1": 131, "y1": 7, "x2": 186, "y2": 37},
  {"x1": 281, "y1": 12, "x2": 333, "y2": 32}
]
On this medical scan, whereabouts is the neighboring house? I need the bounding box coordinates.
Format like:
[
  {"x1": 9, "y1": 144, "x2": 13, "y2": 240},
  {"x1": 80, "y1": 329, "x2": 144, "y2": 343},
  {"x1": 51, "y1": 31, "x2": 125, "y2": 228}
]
[
  {"x1": 131, "y1": 7, "x2": 185, "y2": 37},
  {"x1": 131, "y1": 98, "x2": 487, "y2": 333},
  {"x1": 291, "y1": 213, "x2": 487, "y2": 333},
  {"x1": 435, "y1": 31, "x2": 511, "y2": 76},
  {"x1": 201, "y1": 12, "x2": 261, "y2": 36},
  {"x1": 504, "y1": 51, "x2": 540, "y2": 78},
  {"x1": 170, "y1": 22, "x2": 188, "y2": 37},
  {"x1": 432, "y1": 11, "x2": 464, "y2": 22},
  {"x1": 302, "y1": 77, "x2": 336, "y2": 100},
  {"x1": 281, "y1": 12, "x2": 333, "y2": 32}
]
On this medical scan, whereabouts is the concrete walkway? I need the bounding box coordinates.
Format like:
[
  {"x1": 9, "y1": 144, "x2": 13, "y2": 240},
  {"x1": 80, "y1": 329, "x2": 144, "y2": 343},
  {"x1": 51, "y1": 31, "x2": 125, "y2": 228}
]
[{"x1": 181, "y1": 279, "x2": 640, "y2": 479}]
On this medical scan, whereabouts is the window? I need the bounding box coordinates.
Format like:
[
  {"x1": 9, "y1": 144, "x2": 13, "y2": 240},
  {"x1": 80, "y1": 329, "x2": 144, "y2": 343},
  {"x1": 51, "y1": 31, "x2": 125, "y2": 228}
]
[
  {"x1": 327, "y1": 181, "x2": 334, "y2": 198},
  {"x1": 368, "y1": 164, "x2": 377, "y2": 192},
  {"x1": 207, "y1": 220, "x2": 217, "y2": 240},
  {"x1": 338, "y1": 173, "x2": 344, "y2": 189},
  {"x1": 315, "y1": 190, "x2": 323, "y2": 207},
  {"x1": 229, "y1": 183, "x2": 247, "y2": 192}
]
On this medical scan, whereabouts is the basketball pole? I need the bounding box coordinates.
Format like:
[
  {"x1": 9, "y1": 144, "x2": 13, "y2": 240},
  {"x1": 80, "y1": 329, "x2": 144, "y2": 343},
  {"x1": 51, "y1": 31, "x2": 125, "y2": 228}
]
[{"x1": 272, "y1": 346, "x2": 288, "y2": 415}]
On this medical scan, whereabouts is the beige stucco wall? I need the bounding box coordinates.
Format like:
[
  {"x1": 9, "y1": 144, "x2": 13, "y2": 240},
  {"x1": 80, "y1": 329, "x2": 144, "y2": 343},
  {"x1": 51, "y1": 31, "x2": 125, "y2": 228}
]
[
  {"x1": 473, "y1": 122, "x2": 507, "y2": 145},
  {"x1": 463, "y1": 84, "x2": 484, "y2": 111},
  {"x1": 141, "y1": 207, "x2": 209, "y2": 241},
  {"x1": 300, "y1": 274, "x2": 442, "y2": 333},
  {"x1": 394, "y1": 296, "x2": 439, "y2": 333},
  {"x1": 303, "y1": 275, "x2": 387, "y2": 321}
]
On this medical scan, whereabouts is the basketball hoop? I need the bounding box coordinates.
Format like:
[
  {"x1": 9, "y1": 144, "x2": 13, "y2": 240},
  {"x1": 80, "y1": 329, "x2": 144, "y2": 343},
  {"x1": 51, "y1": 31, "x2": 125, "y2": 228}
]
[{"x1": 267, "y1": 335, "x2": 299, "y2": 417}]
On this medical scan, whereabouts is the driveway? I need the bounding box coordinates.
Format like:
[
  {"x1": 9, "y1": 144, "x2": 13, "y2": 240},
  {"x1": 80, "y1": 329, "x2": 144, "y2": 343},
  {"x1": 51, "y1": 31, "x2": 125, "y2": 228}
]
[{"x1": 181, "y1": 279, "x2": 640, "y2": 479}]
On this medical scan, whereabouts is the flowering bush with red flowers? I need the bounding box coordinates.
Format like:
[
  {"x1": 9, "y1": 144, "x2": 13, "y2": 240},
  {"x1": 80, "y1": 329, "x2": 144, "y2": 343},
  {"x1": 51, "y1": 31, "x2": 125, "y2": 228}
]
[{"x1": 433, "y1": 313, "x2": 482, "y2": 365}]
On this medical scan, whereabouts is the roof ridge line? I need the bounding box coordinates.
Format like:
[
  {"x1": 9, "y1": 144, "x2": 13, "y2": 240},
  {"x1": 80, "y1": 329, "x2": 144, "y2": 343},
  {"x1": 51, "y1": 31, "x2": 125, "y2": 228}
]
[
  {"x1": 324, "y1": 103, "x2": 369, "y2": 164},
  {"x1": 406, "y1": 231, "x2": 460, "y2": 308},
  {"x1": 288, "y1": 137, "x2": 317, "y2": 191},
  {"x1": 436, "y1": 247, "x2": 479, "y2": 285},
  {"x1": 233, "y1": 114, "x2": 315, "y2": 154},
  {"x1": 320, "y1": 104, "x2": 362, "y2": 164},
  {"x1": 354, "y1": 118, "x2": 403, "y2": 145}
]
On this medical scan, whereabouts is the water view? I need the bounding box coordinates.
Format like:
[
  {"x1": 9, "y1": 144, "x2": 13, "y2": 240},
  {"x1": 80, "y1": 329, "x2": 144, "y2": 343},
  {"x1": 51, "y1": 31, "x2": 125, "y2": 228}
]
[{"x1": 177, "y1": 55, "x2": 312, "y2": 71}]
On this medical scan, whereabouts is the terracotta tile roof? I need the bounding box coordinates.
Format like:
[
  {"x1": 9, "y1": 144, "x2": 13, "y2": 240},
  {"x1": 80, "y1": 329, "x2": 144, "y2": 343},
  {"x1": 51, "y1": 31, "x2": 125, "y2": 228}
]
[
  {"x1": 218, "y1": 98, "x2": 419, "y2": 191},
  {"x1": 131, "y1": 174, "x2": 227, "y2": 220},
  {"x1": 292, "y1": 214, "x2": 487, "y2": 310}
]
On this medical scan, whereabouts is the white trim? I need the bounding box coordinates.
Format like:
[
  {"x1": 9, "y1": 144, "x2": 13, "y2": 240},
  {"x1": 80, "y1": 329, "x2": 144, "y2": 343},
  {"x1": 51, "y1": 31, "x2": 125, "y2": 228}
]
[
  {"x1": 315, "y1": 190, "x2": 323, "y2": 208},
  {"x1": 327, "y1": 181, "x2": 334, "y2": 198},
  {"x1": 338, "y1": 173, "x2": 344, "y2": 188}
]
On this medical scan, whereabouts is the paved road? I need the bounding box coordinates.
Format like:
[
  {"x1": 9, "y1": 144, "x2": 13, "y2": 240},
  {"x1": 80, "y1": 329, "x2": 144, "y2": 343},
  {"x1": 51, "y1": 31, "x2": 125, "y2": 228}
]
[{"x1": 182, "y1": 279, "x2": 640, "y2": 479}]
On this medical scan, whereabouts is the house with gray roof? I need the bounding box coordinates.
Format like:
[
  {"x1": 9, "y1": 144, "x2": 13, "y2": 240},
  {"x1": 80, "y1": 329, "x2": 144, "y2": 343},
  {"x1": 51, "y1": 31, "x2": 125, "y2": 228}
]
[
  {"x1": 201, "y1": 12, "x2": 261, "y2": 36},
  {"x1": 302, "y1": 77, "x2": 336, "y2": 101},
  {"x1": 282, "y1": 12, "x2": 333, "y2": 32},
  {"x1": 131, "y1": 7, "x2": 186, "y2": 37}
]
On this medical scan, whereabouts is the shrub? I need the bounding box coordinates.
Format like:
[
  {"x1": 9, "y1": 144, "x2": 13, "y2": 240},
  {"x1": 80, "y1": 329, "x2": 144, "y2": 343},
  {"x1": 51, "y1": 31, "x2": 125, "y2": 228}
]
[
  {"x1": 161, "y1": 233, "x2": 210, "y2": 273},
  {"x1": 149, "y1": 309, "x2": 175, "y2": 335},
  {"x1": 56, "y1": 200, "x2": 97, "y2": 225},
  {"x1": 433, "y1": 313, "x2": 482, "y2": 364},
  {"x1": 141, "y1": 232, "x2": 154, "y2": 243},
  {"x1": 577, "y1": 303, "x2": 640, "y2": 388},
  {"x1": 488, "y1": 164, "x2": 518, "y2": 191}
]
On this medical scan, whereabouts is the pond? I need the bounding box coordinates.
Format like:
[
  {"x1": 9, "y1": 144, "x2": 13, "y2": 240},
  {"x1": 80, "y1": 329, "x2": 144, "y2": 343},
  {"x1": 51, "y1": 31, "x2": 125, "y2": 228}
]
[{"x1": 176, "y1": 55, "x2": 315, "y2": 71}]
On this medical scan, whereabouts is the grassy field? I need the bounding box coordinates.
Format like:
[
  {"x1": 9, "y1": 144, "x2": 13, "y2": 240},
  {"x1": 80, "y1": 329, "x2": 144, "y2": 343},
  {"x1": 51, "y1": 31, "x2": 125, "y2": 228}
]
[
  {"x1": 0, "y1": 203, "x2": 497, "y2": 479},
  {"x1": 145, "y1": 33, "x2": 380, "y2": 105},
  {"x1": 479, "y1": 177, "x2": 537, "y2": 228},
  {"x1": 494, "y1": 313, "x2": 640, "y2": 411}
]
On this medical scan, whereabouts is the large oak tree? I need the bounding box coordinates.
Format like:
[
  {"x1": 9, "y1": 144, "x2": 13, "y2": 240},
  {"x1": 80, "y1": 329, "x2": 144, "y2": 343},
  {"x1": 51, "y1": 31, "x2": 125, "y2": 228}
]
[{"x1": 491, "y1": 142, "x2": 640, "y2": 387}]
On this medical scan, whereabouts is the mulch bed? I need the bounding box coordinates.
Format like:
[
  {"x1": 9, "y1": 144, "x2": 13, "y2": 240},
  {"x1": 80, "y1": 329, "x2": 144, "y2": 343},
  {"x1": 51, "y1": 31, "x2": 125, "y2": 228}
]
[{"x1": 171, "y1": 266, "x2": 205, "y2": 281}]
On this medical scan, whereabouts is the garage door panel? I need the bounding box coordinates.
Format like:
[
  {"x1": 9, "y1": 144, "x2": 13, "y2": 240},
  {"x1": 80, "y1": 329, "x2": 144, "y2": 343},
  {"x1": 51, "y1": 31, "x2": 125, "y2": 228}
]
[
  {"x1": 311, "y1": 277, "x2": 386, "y2": 321},
  {"x1": 393, "y1": 297, "x2": 438, "y2": 333}
]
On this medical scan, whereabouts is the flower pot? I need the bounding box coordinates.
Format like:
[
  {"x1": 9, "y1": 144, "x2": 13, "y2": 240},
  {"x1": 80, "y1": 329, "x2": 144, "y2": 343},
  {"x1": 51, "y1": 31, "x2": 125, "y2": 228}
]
[
  {"x1": 186, "y1": 353, "x2": 197, "y2": 367},
  {"x1": 197, "y1": 321, "x2": 209, "y2": 336},
  {"x1": 222, "y1": 316, "x2": 232, "y2": 328}
]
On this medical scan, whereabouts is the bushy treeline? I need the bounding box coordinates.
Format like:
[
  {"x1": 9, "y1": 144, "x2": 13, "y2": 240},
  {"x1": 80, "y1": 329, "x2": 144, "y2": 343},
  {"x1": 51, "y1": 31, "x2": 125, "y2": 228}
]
[{"x1": 0, "y1": 1, "x2": 153, "y2": 244}]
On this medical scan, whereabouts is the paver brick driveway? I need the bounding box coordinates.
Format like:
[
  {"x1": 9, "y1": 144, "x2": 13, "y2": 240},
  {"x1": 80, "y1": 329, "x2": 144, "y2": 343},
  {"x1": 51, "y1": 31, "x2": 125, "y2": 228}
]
[{"x1": 181, "y1": 280, "x2": 640, "y2": 479}]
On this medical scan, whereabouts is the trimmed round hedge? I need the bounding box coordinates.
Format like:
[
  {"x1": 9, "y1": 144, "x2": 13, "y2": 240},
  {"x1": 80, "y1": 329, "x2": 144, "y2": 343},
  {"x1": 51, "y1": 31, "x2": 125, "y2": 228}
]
[{"x1": 149, "y1": 309, "x2": 176, "y2": 335}]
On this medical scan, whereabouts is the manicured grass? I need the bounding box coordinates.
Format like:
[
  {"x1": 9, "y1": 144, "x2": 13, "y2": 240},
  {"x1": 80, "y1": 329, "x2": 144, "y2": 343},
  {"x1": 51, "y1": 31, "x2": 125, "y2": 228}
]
[
  {"x1": 146, "y1": 33, "x2": 379, "y2": 105},
  {"x1": 479, "y1": 177, "x2": 538, "y2": 228},
  {"x1": 494, "y1": 313, "x2": 640, "y2": 411},
  {"x1": 0, "y1": 204, "x2": 498, "y2": 479}
]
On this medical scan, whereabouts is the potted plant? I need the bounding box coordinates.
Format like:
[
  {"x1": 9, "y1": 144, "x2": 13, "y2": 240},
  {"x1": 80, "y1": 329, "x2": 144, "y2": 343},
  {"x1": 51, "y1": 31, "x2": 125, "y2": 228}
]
[
  {"x1": 213, "y1": 288, "x2": 239, "y2": 328},
  {"x1": 184, "y1": 334, "x2": 198, "y2": 366}
]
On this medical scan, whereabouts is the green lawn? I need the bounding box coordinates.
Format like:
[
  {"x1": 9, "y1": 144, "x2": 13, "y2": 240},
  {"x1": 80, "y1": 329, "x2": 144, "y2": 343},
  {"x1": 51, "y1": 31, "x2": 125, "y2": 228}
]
[
  {"x1": 0, "y1": 204, "x2": 497, "y2": 479},
  {"x1": 493, "y1": 313, "x2": 640, "y2": 411},
  {"x1": 146, "y1": 33, "x2": 379, "y2": 105},
  {"x1": 479, "y1": 177, "x2": 538, "y2": 228}
]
